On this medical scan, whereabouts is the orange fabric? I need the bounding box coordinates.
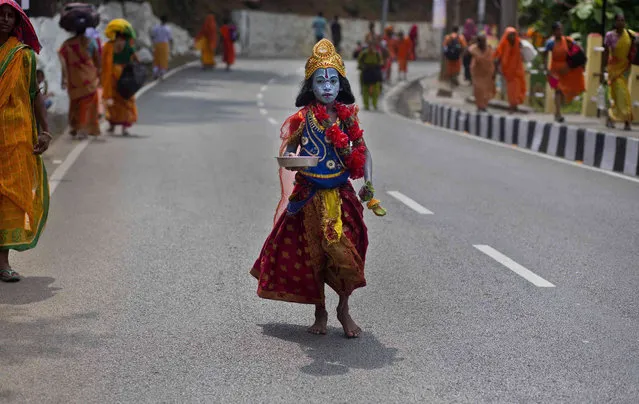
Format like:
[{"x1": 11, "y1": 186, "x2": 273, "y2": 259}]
[
  {"x1": 397, "y1": 37, "x2": 413, "y2": 71},
  {"x1": 69, "y1": 93, "x2": 100, "y2": 135},
  {"x1": 385, "y1": 36, "x2": 398, "y2": 58},
  {"x1": 469, "y1": 44, "x2": 496, "y2": 109},
  {"x1": 196, "y1": 15, "x2": 218, "y2": 51},
  {"x1": 494, "y1": 27, "x2": 526, "y2": 106},
  {"x1": 220, "y1": 24, "x2": 236, "y2": 66},
  {"x1": 549, "y1": 36, "x2": 585, "y2": 103},
  {"x1": 101, "y1": 41, "x2": 137, "y2": 126},
  {"x1": 444, "y1": 33, "x2": 467, "y2": 76},
  {"x1": 0, "y1": 37, "x2": 37, "y2": 232},
  {"x1": 153, "y1": 42, "x2": 170, "y2": 70}
]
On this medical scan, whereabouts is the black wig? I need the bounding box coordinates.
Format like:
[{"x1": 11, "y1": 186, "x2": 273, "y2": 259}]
[{"x1": 295, "y1": 75, "x2": 356, "y2": 107}]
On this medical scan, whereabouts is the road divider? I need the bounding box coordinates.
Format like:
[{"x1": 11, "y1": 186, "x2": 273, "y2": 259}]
[{"x1": 473, "y1": 245, "x2": 555, "y2": 288}]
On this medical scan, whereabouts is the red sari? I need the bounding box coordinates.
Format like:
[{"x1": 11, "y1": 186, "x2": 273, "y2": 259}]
[{"x1": 219, "y1": 24, "x2": 236, "y2": 66}]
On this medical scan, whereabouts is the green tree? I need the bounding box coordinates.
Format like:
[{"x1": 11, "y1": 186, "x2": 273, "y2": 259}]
[{"x1": 520, "y1": 0, "x2": 639, "y2": 43}]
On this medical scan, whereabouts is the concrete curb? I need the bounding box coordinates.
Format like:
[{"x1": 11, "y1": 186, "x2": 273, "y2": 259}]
[
  {"x1": 420, "y1": 99, "x2": 639, "y2": 177},
  {"x1": 385, "y1": 75, "x2": 639, "y2": 178}
]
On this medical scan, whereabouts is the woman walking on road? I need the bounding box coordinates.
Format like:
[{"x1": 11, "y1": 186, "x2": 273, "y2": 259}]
[
  {"x1": 0, "y1": 0, "x2": 51, "y2": 282},
  {"x1": 59, "y1": 22, "x2": 101, "y2": 138},
  {"x1": 603, "y1": 14, "x2": 637, "y2": 131},
  {"x1": 102, "y1": 19, "x2": 138, "y2": 136},
  {"x1": 219, "y1": 17, "x2": 236, "y2": 72},
  {"x1": 196, "y1": 15, "x2": 217, "y2": 69},
  {"x1": 494, "y1": 27, "x2": 526, "y2": 113},
  {"x1": 542, "y1": 22, "x2": 585, "y2": 123},
  {"x1": 469, "y1": 34, "x2": 495, "y2": 112}
]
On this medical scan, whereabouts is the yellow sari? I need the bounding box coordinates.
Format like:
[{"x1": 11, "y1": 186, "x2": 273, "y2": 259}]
[
  {"x1": 101, "y1": 40, "x2": 138, "y2": 127},
  {"x1": 607, "y1": 29, "x2": 635, "y2": 122},
  {"x1": 0, "y1": 37, "x2": 49, "y2": 251}
]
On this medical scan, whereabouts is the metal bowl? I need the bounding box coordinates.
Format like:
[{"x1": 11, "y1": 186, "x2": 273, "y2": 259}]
[{"x1": 276, "y1": 156, "x2": 319, "y2": 168}]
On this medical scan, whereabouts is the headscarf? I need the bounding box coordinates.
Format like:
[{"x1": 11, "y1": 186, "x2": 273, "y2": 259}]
[
  {"x1": 197, "y1": 14, "x2": 218, "y2": 45},
  {"x1": 463, "y1": 18, "x2": 477, "y2": 41},
  {"x1": 409, "y1": 25, "x2": 418, "y2": 40},
  {"x1": 104, "y1": 19, "x2": 136, "y2": 40},
  {"x1": 0, "y1": 0, "x2": 41, "y2": 53},
  {"x1": 494, "y1": 27, "x2": 524, "y2": 78}
]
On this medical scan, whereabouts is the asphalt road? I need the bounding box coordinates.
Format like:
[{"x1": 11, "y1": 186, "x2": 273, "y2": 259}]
[{"x1": 1, "y1": 59, "x2": 638, "y2": 403}]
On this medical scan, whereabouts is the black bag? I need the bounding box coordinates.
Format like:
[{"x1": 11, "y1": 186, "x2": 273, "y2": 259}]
[
  {"x1": 566, "y1": 38, "x2": 587, "y2": 68},
  {"x1": 445, "y1": 36, "x2": 462, "y2": 61},
  {"x1": 117, "y1": 64, "x2": 148, "y2": 100},
  {"x1": 59, "y1": 3, "x2": 100, "y2": 33}
]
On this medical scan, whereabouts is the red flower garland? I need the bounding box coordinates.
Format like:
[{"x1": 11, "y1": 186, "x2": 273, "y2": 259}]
[{"x1": 309, "y1": 102, "x2": 367, "y2": 179}]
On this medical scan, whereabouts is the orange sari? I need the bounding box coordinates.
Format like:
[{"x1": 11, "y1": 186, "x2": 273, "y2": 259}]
[
  {"x1": 58, "y1": 35, "x2": 100, "y2": 135},
  {"x1": 494, "y1": 27, "x2": 526, "y2": 107},
  {"x1": 219, "y1": 24, "x2": 236, "y2": 66},
  {"x1": 549, "y1": 36, "x2": 585, "y2": 102},
  {"x1": 101, "y1": 40, "x2": 138, "y2": 127},
  {"x1": 397, "y1": 37, "x2": 413, "y2": 72},
  {"x1": 0, "y1": 37, "x2": 49, "y2": 251},
  {"x1": 196, "y1": 15, "x2": 218, "y2": 67},
  {"x1": 470, "y1": 44, "x2": 496, "y2": 109}
]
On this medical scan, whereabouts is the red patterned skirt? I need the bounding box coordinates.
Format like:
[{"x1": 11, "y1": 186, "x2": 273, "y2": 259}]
[{"x1": 250, "y1": 179, "x2": 368, "y2": 305}]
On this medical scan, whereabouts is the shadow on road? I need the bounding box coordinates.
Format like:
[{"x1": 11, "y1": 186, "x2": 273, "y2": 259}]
[
  {"x1": 0, "y1": 311, "x2": 107, "y2": 367},
  {"x1": 0, "y1": 276, "x2": 60, "y2": 305},
  {"x1": 260, "y1": 323, "x2": 402, "y2": 376}
]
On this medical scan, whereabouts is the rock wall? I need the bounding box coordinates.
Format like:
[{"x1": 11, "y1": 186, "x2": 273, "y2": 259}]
[
  {"x1": 232, "y1": 10, "x2": 440, "y2": 60},
  {"x1": 31, "y1": 1, "x2": 193, "y2": 115}
]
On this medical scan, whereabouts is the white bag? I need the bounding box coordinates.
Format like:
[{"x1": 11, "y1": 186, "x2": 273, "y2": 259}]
[{"x1": 520, "y1": 39, "x2": 538, "y2": 63}]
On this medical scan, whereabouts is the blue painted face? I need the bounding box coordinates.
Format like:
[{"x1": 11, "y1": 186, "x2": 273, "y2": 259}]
[{"x1": 312, "y1": 68, "x2": 340, "y2": 105}]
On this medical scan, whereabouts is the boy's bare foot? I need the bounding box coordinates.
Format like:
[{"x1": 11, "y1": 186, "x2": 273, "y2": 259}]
[
  {"x1": 337, "y1": 301, "x2": 361, "y2": 338},
  {"x1": 307, "y1": 308, "x2": 328, "y2": 335}
]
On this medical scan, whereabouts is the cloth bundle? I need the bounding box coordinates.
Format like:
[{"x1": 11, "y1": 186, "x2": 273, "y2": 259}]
[{"x1": 59, "y1": 3, "x2": 99, "y2": 33}]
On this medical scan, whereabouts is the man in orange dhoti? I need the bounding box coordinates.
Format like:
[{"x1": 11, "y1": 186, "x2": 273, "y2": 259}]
[
  {"x1": 543, "y1": 22, "x2": 585, "y2": 123},
  {"x1": 152, "y1": 16, "x2": 172, "y2": 80},
  {"x1": 396, "y1": 31, "x2": 414, "y2": 81},
  {"x1": 469, "y1": 34, "x2": 495, "y2": 111},
  {"x1": 0, "y1": 0, "x2": 51, "y2": 282},
  {"x1": 59, "y1": 25, "x2": 101, "y2": 138},
  {"x1": 219, "y1": 17, "x2": 236, "y2": 72},
  {"x1": 494, "y1": 27, "x2": 526, "y2": 112}
]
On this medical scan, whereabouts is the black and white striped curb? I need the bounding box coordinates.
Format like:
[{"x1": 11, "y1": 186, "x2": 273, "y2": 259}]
[{"x1": 421, "y1": 100, "x2": 639, "y2": 177}]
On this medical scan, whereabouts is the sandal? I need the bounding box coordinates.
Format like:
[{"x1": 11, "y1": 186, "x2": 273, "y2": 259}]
[
  {"x1": 0, "y1": 268, "x2": 21, "y2": 282},
  {"x1": 555, "y1": 116, "x2": 565, "y2": 123}
]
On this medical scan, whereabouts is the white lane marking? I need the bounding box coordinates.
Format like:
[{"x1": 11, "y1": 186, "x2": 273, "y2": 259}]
[
  {"x1": 387, "y1": 191, "x2": 433, "y2": 214},
  {"x1": 257, "y1": 100, "x2": 265, "y2": 107},
  {"x1": 260, "y1": 108, "x2": 268, "y2": 116},
  {"x1": 268, "y1": 117, "x2": 278, "y2": 126},
  {"x1": 473, "y1": 245, "x2": 556, "y2": 288},
  {"x1": 48, "y1": 60, "x2": 200, "y2": 195},
  {"x1": 261, "y1": 85, "x2": 268, "y2": 92},
  {"x1": 52, "y1": 159, "x2": 63, "y2": 164},
  {"x1": 49, "y1": 139, "x2": 91, "y2": 195},
  {"x1": 382, "y1": 77, "x2": 639, "y2": 185},
  {"x1": 257, "y1": 93, "x2": 264, "y2": 99}
]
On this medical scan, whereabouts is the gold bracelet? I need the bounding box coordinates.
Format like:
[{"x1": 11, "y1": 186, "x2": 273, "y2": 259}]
[{"x1": 40, "y1": 131, "x2": 53, "y2": 140}]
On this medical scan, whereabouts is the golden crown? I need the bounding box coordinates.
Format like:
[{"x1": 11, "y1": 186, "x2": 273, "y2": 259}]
[{"x1": 304, "y1": 39, "x2": 346, "y2": 80}]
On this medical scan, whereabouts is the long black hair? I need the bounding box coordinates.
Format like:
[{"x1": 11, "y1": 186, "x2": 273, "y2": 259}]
[{"x1": 295, "y1": 75, "x2": 356, "y2": 107}]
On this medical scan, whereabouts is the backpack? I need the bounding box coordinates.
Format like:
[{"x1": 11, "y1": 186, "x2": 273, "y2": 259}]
[
  {"x1": 444, "y1": 36, "x2": 462, "y2": 61},
  {"x1": 566, "y1": 37, "x2": 587, "y2": 68}
]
